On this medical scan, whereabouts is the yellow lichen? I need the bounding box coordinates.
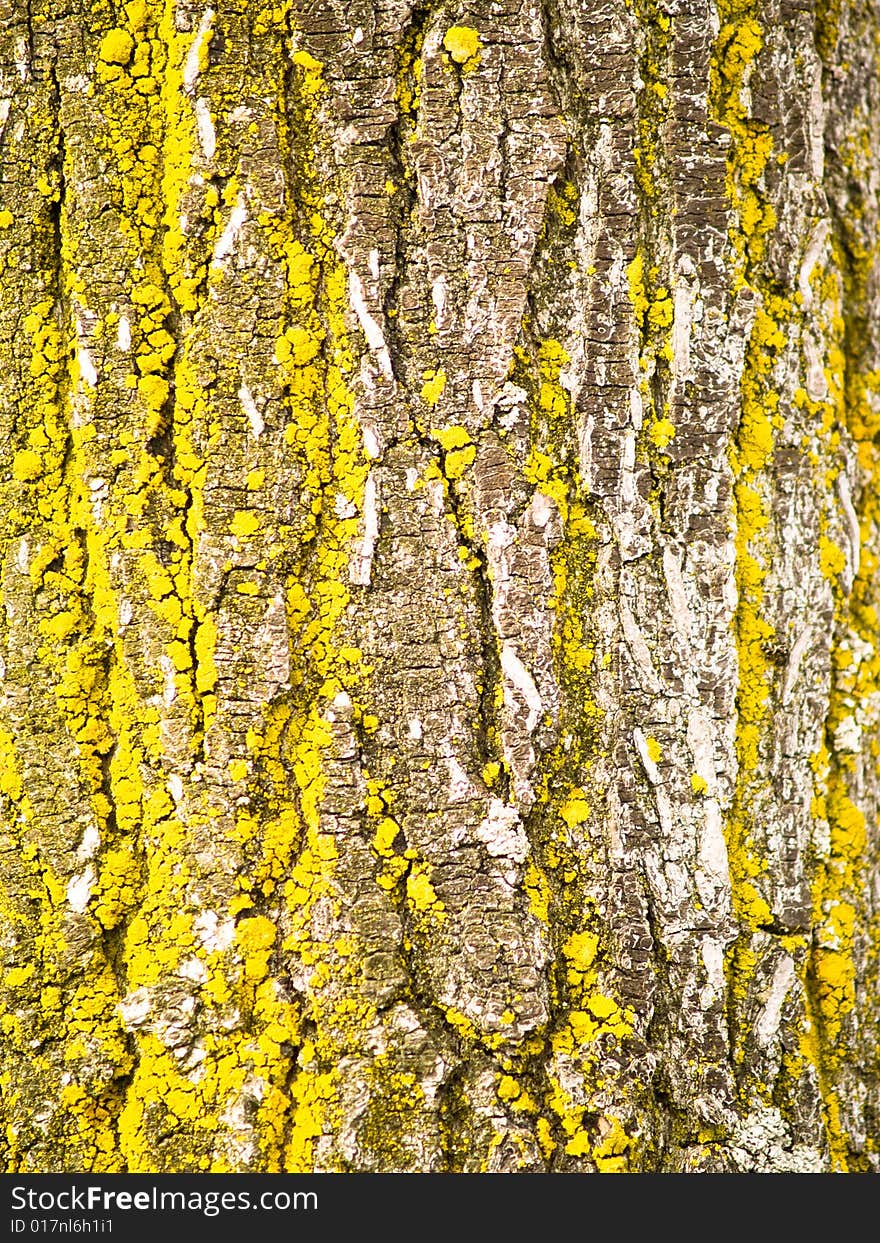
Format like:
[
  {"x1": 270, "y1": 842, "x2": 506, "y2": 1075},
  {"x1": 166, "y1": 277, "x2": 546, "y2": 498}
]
[
  {"x1": 98, "y1": 29, "x2": 135, "y2": 66},
  {"x1": 421, "y1": 369, "x2": 447, "y2": 405},
  {"x1": 442, "y1": 26, "x2": 481, "y2": 67}
]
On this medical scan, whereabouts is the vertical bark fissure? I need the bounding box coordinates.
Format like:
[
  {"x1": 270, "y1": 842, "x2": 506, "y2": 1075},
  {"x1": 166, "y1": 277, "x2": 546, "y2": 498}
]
[{"x1": 0, "y1": 0, "x2": 878, "y2": 1172}]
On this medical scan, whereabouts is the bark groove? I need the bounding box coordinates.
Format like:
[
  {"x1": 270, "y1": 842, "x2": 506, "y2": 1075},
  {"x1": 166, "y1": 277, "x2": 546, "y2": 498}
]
[{"x1": 0, "y1": 0, "x2": 878, "y2": 1172}]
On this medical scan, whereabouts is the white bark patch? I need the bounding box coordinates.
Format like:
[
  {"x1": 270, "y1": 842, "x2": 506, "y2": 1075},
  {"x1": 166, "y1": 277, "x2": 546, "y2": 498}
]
[
  {"x1": 755, "y1": 955, "x2": 796, "y2": 1047},
  {"x1": 363, "y1": 426, "x2": 381, "y2": 459},
  {"x1": 577, "y1": 411, "x2": 595, "y2": 489},
  {"x1": 179, "y1": 957, "x2": 208, "y2": 984},
  {"x1": 803, "y1": 335, "x2": 828, "y2": 400},
  {"x1": 239, "y1": 383, "x2": 264, "y2": 437},
  {"x1": 697, "y1": 800, "x2": 730, "y2": 889},
  {"x1": 160, "y1": 654, "x2": 177, "y2": 707},
  {"x1": 781, "y1": 627, "x2": 812, "y2": 705},
  {"x1": 807, "y1": 64, "x2": 825, "y2": 182},
  {"x1": 350, "y1": 471, "x2": 380, "y2": 586},
  {"x1": 653, "y1": 786, "x2": 676, "y2": 842},
  {"x1": 183, "y1": 9, "x2": 214, "y2": 94},
  {"x1": 621, "y1": 426, "x2": 636, "y2": 482},
  {"x1": 424, "y1": 476, "x2": 446, "y2": 516},
  {"x1": 485, "y1": 520, "x2": 516, "y2": 570},
  {"x1": 118, "y1": 597, "x2": 133, "y2": 634},
  {"x1": 833, "y1": 715, "x2": 862, "y2": 753},
  {"x1": 408, "y1": 718, "x2": 423, "y2": 740},
  {"x1": 116, "y1": 315, "x2": 131, "y2": 351},
  {"x1": 330, "y1": 690, "x2": 352, "y2": 716},
  {"x1": 614, "y1": 499, "x2": 653, "y2": 562},
  {"x1": 528, "y1": 490, "x2": 554, "y2": 530},
  {"x1": 118, "y1": 988, "x2": 151, "y2": 1030},
  {"x1": 686, "y1": 708, "x2": 716, "y2": 787},
  {"x1": 837, "y1": 472, "x2": 861, "y2": 584},
  {"x1": 77, "y1": 344, "x2": 97, "y2": 388},
  {"x1": 219, "y1": 1075, "x2": 264, "y2": 1166},
  {"x1": 194, "y1": 910, "x2": 236, "y2": 952},
  {"x1": 334, "y1": 494, "x2": 357, "y2": 519},
  {"x1": 194, "y1": 97, "x2": 216, "y2": 161},
  {"x1": 620, "y1": 598, "x2": 662, "y2": 693},
  {"x1": 633, "y1": 727, "x2": 660, "y2": 784},
  {"x1": 645, "y1": 849, "x2": 690, "y2": 913},
  {"x1": 700, "y1": 937, "x2": 725, "y2": 1009},
  {"x1": 672, "y1": 282, "x2": 693, "y2": 382},
  {"x1": 476, "y1": 799, "x2": 529, "y2": 864},
  {"x1": 66, "y1": 866, "x2": 94, "y2": 913},
  {"x1": 798, "y1": 219, "x2": 830, "y2": 309},
  {"x1": 662, "y1": 545, "x2": 692, "y2": 642},
  {"x1": 88, "y1": 477, "x2": 106, "y2": 526},
  {"x1": 431, "y1": 275, "x2": 447, "y2": 326},
  {"x1": 16, "y1": 538, "x2": 28, "y2": 573},
  {"x1": 76, "y1": 824, "x2": 101, "y2": 862},
  {"x1": 500, "y1": 643, "x2": 543, "y2": 733},
  {"x1": 14, "y1": 38, "x2": 27, "y2": 82},
  {"x1": 445, "y1": 754, "x2": 475, "y2": 804},
  {"x1": 348, "y1": 271, "x2": 393, "y2": 379},
  {"x1": 213, "y1": 194, "x2": 246, "y2": 262},
  {"x1": 493, "y1": 381, "x2": 528, "y2": 425},
  {"x1": 168, "y1": 773, "x2": 184, "y2": 805}
]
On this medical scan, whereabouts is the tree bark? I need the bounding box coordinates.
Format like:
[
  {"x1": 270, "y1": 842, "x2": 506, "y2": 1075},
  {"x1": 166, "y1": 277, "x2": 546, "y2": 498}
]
[{"x1": 0, "y1": 0, "x2": 878, "y2": 1173}]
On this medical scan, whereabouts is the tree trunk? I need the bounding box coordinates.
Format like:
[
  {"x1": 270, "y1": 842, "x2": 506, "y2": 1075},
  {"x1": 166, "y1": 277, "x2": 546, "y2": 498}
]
[{"x1": 1, "y1": 0, "x2": 878, "y2": 1174}]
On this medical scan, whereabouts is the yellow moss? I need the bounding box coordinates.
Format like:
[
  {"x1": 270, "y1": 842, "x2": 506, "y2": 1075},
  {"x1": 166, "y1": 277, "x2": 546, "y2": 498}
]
[
  {"x1": 626, "y1": 251, "x2": 649, "y2": 328},
  {"x1": 647, "y1": 289, "x2": 673, "y2": 330},
  {"x1": 230, "y1": 510, "x2": 261, "y2": 539},
  {"x1": 482, "y1": 760, "x2": 500, "y2": 786},
  {"x1": 5, "y1": 965, "x2": 35, "y2": 988},
  {"x1": 564, "y1": 1129, "x2": 592, "y2": 1157},
  {"x1": 648, "y1": 415, "x2": 676, "y2": 448},
  {"x1": 228, "y1": 758, "x2": 248, "y2": 782},
  {"x1": 136, "y1": 372, "x2": 169, "y2": 411},
  {"x1": 372, "y1": 817, "x2": 400, "y2": 858},
  {"x1": 193, "y1": 615, "x2": 218, "y2": 695},
  {"x1": 421, "y1": 369, "x2": 447, "y2": 405},
  {"x1": 564, "y1": 930, "x2": 599, "y2": 975},
  {"x1": 819, "y1": 535, "x2": 846, "y2": 579},
  {"x1": 12, "y1": 449, "x2": 43, "y2": 482},
  {"x1": 593, "y1": 1117, "x2": 632, "y2": 1172},
  {"x1": 536, "y1": 1116, "x2": 556, "y2": 1158},
  {"x1": 406, "y1": 863, "x2": 445, "y2": 919},
  {"x1": 442, "y1": 25, "x2": 481, "y2": 67},
  {"x1": 0, "y1": 730, "x2": 23, "y2": 802},
  {"x1": 497, "y1": 1075, "x2": 521, "y2": 1103},
  {"x1": 446, "y1": 445, "x2": 476, "y2": 480},
  {"x1": 98, "y1": 29, "x2": 135, "y2": 66},
  {"x1": 276, "y1": 325, "x2": 322, "y2": 368},
  {"x1": 559, "y1": 790, "x2": 590, "y2": 828},
  {"x1": 524, "y1": 861, "x2": 552, "y2": 924}
]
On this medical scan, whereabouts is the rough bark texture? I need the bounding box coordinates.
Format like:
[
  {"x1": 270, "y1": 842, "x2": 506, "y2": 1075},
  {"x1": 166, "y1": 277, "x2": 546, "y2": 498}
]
[{"x1": 1, "y1": 0, "x2": 879, "y2": 1173}]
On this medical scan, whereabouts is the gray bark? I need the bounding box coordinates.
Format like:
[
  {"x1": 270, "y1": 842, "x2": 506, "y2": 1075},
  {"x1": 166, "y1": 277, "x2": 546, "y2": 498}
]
[{"x1": 0, "y1": 0, "x2": 878, "y2": 1172}]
